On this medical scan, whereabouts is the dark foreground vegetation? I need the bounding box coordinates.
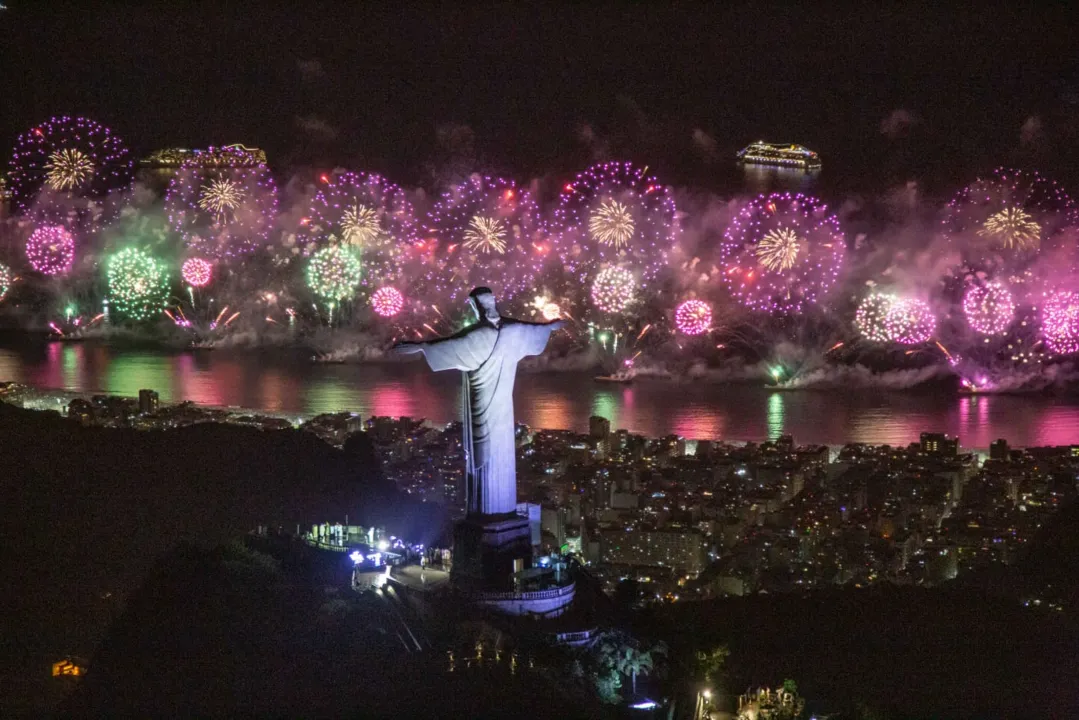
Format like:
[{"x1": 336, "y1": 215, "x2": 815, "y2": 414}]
[
  {"x1": 4, "y1": 400, "x2": 1079, "y2": 717},
  {"x1": 0, "y1": 402, "x2": 447, "y2": 714}
]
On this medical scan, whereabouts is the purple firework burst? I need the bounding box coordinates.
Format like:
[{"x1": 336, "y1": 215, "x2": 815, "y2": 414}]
[
  {"x1": 422, "y1": 175, "x2": 544, "y2": 301},
  {"x1": 942, "y1": 168, "x2": 1078, "y2": 272},
  {"x1": 7, "y1": 116, "x2": 132, "y2": 229},
  {"x1": 164, "y1": 147, "x2": 278, "y2": 259},
  {"x1": 888, "y1": 297, "x2": 936, "y2": 345},
  {"x1": 551, "y1": 161, "x2": 675, "y2": 288},
  {"x1": 309, "y1": 171, "x2": 417, "y2": 290},
  {"x1": 720, "y1": 192, "x2": 845, "y2": 314}
]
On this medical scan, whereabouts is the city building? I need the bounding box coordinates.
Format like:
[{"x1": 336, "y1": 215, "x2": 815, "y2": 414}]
[
  {"x1": 589, "y1": 415, "x2": 611, "y2": 440},
  {"x1": 600, "y1": 529, "x2": 707, "y2": 576},
  {"x1": 921, "y1": 432, "x2": 959, "y2": 457},
  {"x1": 138, "y1": 389, "x2": 160, "y2": 415}
]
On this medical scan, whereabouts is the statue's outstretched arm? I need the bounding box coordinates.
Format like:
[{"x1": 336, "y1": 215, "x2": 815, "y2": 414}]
[
  {"x1": 392, "y1": 341, "x2": 425, "y2": 355},
  {"x1": 393, "y1": 325, "x2": 479, "y2": 371},
  {"x1": 509, "y1": 318, "x2": 565, "y2": 358}
]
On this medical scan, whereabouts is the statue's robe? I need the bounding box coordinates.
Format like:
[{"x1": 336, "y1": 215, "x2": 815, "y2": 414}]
[{"x1": 417, "y1": 318, "x2": 557, "y2": 515}]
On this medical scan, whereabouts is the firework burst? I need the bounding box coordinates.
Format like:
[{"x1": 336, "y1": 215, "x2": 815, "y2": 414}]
[
  {"x1": 106, "y1": 248, "x2": 168, "y2": 321},
  {"x1": 855, "y1": 292, "x2": 935, "y2": 344},
  {"x1": 552, "y1": 162, "x2": 675, "y2": 288},
  {"x1": 527, "y1": 295, "x2": 563, "y2": 321},
  {"x1": 855, "y1": 293, "x2": 898, "y2": 342},
  {"x1": 341, "y1": 204, "x2": 384, "y2": 246},
  {"x1": 755, "y1": 227, "x2": 802, "y2": 272},
  {"x1": 675, "y1": 299, "x2": 712, "y2": 335},
  {"x1": 720, "y1": 192, "x2": 845, "y2": 314},
  {"x1": 943, "y1": 168, "x2": 1077, "y2": 272},
  {"x1": 590, "y1": 265, "x2": 635, "y2": 315},
  {"x1": 197, "y1": 178, "x2": 245, "y2": 222},
  {"x1": 978, "y1": 207, "x2": 1041, "y2": 251},
  {"x1": 25, "y1": 225, "x2": 75, "y2": 276},
  {"x1": 7, "y1": 116, "x2": 132, "y2": 229},
  {"x1": 588, "y1": 199, "x2": 636, "y2": 249},
  {"x1": 963, "y1": 281, "x2": 1015, "y2": 335},
  {"x1": 307, "y1": 245, "x2": 363, "y2": 301},
  {"x1": 424, "y1": 175, "x2": 543, "y2": 301},
  {"x1": 310, "y1": 172, "x2": 416, "y2": 290},
  {"x1": 164, "y1": 147, "x2": 277, "y2": 259},
  {"x1": 888, "y1": 297, "x2": 936, "y2": 345},
  {"x1": 1041, "y1": 290, "x2": 1079, "y2": 355},
  {"x1": 181, "y1": 257, "x2": 213, "y2": 287},
  {"x1": 370, "y1": 286, "x2": 405, "y2": 317},
  {"x1": 44, "y1": 148, "x2": 95, "y2": 191},
  {"x1": 462, "y1": 215, "x2": 508, "y2": 254}
]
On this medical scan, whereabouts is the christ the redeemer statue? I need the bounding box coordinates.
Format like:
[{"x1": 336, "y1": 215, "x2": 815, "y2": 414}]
[{"x1": 395, "y1": 287, "x2": 563, "y2": 517}]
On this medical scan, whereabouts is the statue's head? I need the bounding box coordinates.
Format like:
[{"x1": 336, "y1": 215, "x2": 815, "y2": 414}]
[{"x1": 468, "y1": 286, "x2": 500, "y2": 324}]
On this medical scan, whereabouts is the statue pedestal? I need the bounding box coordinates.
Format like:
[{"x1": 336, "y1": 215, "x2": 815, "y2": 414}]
[{"x1": 451, "y1": 513, "x2": 532, "y2": 592}]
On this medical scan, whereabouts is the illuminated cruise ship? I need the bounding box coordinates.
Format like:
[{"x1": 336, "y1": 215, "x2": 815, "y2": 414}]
[
  {"x1": 736, "y1": 141, "x2": 821, "y2": 170},
  {"x1": 139, "y1": 144, "x2": 267, "y2": 169}
]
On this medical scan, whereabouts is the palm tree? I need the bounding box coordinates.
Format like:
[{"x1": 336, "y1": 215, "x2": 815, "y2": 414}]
[
  {"x1": 620, "y1": 645, "x2": 654, "y2": 696},
  {"x1": 591, "y1": 630, "x2": 666, "y2": 697}
]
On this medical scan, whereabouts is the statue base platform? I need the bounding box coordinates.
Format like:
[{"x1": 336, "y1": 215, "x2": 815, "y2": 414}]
[
  {"x1": 451, "y1": 513, "x2": 577, "y2": 618},
  {"x1": 451, "y1": 513, "x2": 532, "y2": 592}
]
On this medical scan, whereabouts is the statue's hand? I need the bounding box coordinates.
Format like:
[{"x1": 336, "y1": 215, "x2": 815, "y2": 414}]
[{"x1": 393, "y1": 342, "x2": 424, "y2": 355}]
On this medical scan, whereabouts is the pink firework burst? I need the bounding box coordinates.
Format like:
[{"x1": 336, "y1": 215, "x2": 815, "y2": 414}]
[
  {"x1": 962, "y1": 281, "x2": 1014, "y2": 336},
  {"x1": 675, "y1": 299, "x2": 712, "y2": 335},
  {"x1": 370, "y1": 286, "x2": 405, "y2": 317},
  {"x1": 25, "y1": 225, "x2": 75, "y2": 275},
  {"x1": 887, "y1": 297, "x2": 936, "y2": 345},
  {"x1": 1041, "y1": 290, "x2": 1079, "y2": 355},
  {"x1": 181, "y1": 257, "x2": 213, "y2": 287}
]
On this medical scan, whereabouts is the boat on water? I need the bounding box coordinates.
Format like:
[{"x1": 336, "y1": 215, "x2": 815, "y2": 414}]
[
  {"x1": 736, "y1": 141, "x2": 821, "y2": 170},
  {"x1": 594, "y1": 367, "x2": 636, "y2": 384}
]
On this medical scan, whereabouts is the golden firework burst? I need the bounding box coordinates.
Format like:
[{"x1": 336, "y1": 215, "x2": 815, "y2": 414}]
[
  {"x1": 44, "y1": 148, "x2": 95, "y2": 191},
  {"x1": 341, "y1": 203, "x2": 383, "y2": 246},
  {"x1": 978, "y1": 207, "x2": 1041, "y2": 250},
  {"x1": 462, "y1": 215, "x2": 508, "y2": 254},
  {"x1": 198, "y1": 178, "x2": 245, "y2": 222},
  {"x1": 588, "y1": 199, "x2": 635, "y2": 248},
  {"x1": 755, "y1": 227, "x2": 802, "y2": 271},
  {"x1": 532, "y1": 295, "x2": 562, "y2": 320}
]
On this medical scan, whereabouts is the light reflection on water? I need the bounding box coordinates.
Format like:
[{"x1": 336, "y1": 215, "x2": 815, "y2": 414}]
[{"x1": 3, "y1": 342, "x2": 1079, "y2": 448}]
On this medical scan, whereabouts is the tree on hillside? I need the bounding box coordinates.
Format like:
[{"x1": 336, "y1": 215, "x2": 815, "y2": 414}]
[
  {"x1": 591, "y1": 629, "x2": 668, "y2": 699},
  {"x1": 694, "y1": 644, "x2": 730, "y2": 691}
]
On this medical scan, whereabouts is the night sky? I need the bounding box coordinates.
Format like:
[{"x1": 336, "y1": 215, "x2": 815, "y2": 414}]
[{"x1": 2, "y1": 3, "x2": 1078, "y2": 193}]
